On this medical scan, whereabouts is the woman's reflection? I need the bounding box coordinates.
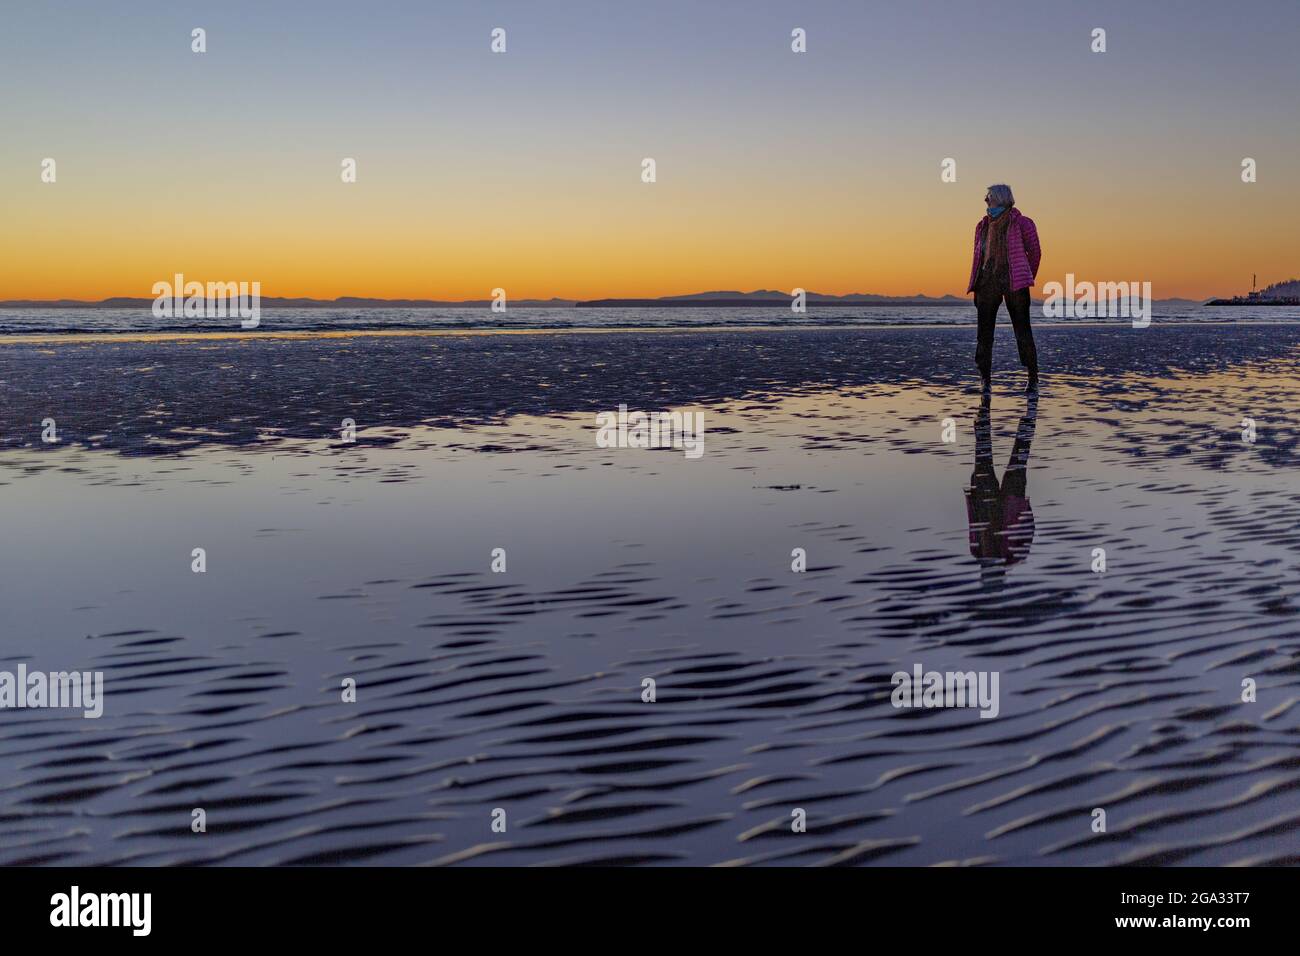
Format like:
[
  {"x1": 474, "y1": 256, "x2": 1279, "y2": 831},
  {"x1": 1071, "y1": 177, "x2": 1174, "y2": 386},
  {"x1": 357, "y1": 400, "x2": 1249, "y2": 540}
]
[{"x1": 966, "y1": 390, "x2": 1038, "y2": 575}]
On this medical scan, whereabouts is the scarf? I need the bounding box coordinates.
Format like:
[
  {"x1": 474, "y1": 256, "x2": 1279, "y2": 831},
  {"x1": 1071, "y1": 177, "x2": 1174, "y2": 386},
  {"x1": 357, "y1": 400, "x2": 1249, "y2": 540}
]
[{"x1": 981, "y1": 210, "x2": 1013, "y2": 280}]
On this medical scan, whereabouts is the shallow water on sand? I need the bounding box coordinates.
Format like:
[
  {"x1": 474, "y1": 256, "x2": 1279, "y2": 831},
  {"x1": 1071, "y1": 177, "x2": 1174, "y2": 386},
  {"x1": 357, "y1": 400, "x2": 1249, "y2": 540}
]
[{"x1": 0, "y1": 326, "x2": 1297, "y2": 866}]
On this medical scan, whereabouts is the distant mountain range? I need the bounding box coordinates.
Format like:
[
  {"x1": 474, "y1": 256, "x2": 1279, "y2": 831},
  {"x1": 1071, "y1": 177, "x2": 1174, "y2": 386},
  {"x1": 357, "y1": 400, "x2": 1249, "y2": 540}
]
[
  {"x1": 576, "y1": 291, "x2": 975, "y2": 307},
  {"x1": 0, "y1": 290, "x2": 1213, "y2": 308}
]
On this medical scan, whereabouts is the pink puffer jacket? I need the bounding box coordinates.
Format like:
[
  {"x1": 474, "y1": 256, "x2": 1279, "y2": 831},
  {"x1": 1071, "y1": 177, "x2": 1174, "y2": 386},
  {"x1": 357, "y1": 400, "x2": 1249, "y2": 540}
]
[{"x1": 966, "y1": 208, "x2": 1041, "y2": 293}]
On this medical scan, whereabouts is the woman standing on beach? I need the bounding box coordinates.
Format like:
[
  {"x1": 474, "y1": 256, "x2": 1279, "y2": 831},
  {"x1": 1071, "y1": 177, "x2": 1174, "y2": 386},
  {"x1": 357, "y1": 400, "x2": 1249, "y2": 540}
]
[{"x1": 967, "y1": 184, "x2": 1041, "y2": 390}]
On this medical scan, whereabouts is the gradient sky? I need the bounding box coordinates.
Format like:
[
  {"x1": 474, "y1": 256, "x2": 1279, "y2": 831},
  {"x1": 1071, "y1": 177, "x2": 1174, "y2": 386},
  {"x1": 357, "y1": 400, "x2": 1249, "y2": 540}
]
[{"x1": 2, "y1": 0, "x2": 1298, "y2": 301}]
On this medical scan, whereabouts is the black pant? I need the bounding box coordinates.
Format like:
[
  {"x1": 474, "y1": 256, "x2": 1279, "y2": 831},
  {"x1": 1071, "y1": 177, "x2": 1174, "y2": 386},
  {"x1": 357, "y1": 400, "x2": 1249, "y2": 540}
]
[{"x1": 975, "y1": 284, "x2": 1038, "y2": 380}]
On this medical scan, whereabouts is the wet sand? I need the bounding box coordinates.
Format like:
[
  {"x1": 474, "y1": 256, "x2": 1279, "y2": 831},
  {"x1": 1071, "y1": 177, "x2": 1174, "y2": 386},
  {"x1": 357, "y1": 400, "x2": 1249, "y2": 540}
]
[{"x1": 1, "y1": 325, "x2": 1298, "y2": 866}]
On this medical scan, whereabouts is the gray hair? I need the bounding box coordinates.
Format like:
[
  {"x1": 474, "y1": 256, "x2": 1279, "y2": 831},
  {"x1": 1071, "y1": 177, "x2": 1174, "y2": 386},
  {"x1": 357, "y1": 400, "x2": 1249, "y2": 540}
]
[{"x1": 986, "y1": 184, "x2": 1015, "y2": 208}]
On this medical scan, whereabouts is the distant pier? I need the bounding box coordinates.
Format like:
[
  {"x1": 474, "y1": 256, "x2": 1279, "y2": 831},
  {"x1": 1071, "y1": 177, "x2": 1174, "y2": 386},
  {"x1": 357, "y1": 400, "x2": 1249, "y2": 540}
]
[{"x1": 1206, "y1": 296, "x2": 1300, "y2": 306}]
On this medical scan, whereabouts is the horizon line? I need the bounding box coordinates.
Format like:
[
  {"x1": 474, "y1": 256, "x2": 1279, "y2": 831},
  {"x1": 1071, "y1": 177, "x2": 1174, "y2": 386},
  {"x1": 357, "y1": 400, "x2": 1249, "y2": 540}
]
[{"x1": 0, "y1": 289, "x2": 1220, "y2": 308}]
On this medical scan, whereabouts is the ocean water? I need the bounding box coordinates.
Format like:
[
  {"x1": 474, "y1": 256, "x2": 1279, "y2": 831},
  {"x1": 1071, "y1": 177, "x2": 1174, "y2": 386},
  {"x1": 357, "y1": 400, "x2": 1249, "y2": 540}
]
[{"x1": 2, "y1": 303, "x2": 1300, "y2": 335}]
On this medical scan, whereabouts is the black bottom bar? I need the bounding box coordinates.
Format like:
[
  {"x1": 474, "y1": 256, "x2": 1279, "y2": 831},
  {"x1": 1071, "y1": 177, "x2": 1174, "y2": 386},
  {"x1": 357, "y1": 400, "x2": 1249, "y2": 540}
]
[{"x1": 1, "y1": 865, "x2": 1285, "y2": 942}]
